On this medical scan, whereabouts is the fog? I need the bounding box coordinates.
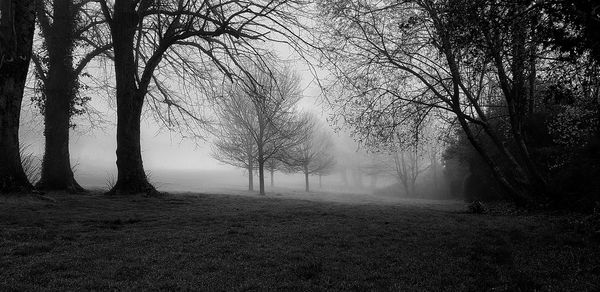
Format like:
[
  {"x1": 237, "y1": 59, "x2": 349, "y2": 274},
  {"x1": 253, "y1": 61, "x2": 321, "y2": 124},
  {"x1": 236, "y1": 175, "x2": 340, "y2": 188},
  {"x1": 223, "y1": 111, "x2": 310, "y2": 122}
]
[
  {"x1": 20, "y1": 95, "x2": 447, "y2": 204},
  {"x1": 18, "y1": 59, "x2": 413, "y2": 202}
]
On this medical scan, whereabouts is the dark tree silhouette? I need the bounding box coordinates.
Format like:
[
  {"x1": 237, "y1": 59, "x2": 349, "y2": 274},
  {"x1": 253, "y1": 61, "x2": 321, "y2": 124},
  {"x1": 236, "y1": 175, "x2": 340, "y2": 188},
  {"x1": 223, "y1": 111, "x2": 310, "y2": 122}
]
[
  {"x1": 33, "y1": 0, "x2": 110, "y2": 191},
  {"x1": 0, "y1": 0, "x2": 37, "y2": 193}
]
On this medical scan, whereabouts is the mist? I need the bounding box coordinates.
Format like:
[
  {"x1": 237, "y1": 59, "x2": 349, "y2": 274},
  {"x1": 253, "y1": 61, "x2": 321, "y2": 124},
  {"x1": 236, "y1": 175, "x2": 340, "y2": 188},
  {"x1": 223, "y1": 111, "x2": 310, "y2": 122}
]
[{"x1": 2, "y1": 1, "x2": 599, "y2": 290}]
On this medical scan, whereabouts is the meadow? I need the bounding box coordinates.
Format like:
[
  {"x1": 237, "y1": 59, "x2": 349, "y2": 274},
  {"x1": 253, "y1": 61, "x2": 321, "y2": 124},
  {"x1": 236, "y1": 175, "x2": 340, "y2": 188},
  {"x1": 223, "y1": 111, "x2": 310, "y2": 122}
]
[{"x1": 1, "y1": 190, "x2": 599, "y2": 291}]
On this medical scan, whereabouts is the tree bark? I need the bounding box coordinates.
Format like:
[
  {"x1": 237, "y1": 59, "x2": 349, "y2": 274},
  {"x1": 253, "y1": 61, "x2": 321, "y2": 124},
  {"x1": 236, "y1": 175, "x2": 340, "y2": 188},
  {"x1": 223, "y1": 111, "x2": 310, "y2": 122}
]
[
  {"x1": 248, "y1": 161, "x2": 254, "y2": 191},
  {"x1": 258, "y1": 148, "x2": 265, "y2": 195},
  {"x1": 304, "y1": 165, "x2": 309, "y2": 192},
  {"x1": 0, "y1": 0, "x2": 36, "y2": 193},
  {"x1": 36, "y1": 0, "x2": 83, "y2": 192},
  {"x1": 106, "y1": 0, "x2": 156, "y2": 195}
]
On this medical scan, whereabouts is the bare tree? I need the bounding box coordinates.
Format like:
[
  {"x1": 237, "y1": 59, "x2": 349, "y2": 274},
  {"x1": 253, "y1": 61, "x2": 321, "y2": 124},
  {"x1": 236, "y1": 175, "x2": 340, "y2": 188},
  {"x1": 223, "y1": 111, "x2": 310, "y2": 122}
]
[
  {"x1": 96, "y1": 0, "x2": 306, "y2": 195},
  {"x1": 0, "y1": 0, "x2": 37, "y2": 193},
  {"x1": 314, "y1": 0, "x2": 549, "y2": 205},
  {"x1": 33, "y1": 0, "x2": 111, "y2": 191},
  {"x1": 285, "y1": 113, "x2": 336, "y2": 192},
  {"x1": 217, "y1": 64, "x2": 305, "y2": 195},
  {"x1": 361, "y1": 153, "x2": 392, "y2": 189},
  {"x1": 211, "y1": 94, "x2": 257, "y2": 191},
  {"x1": 265, "y1": 157, "x2": 283, "y2": 188},
  {"x1": 392, "y1": 145, "x2": 429, "y2": 198}
]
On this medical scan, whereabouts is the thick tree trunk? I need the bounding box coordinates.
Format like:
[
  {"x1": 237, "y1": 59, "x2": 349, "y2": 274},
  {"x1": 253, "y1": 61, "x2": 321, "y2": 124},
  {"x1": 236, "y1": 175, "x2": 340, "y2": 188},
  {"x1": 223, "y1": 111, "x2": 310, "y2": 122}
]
[
  {"x1": 107, "y1": 0, "x2": 155, "y2": 195},
  {"x1": 270, "y1": 169, "x2": 274, "y2": 187},
  {"x1": 36, "y1": 0, "x2": 83, "y2": 192},
  {"x1": 109, "y1": 90, "x2": 155, "y2": 195},
  {"x1": 0, "y1": 0, "x2": 36, "y2": 193}
]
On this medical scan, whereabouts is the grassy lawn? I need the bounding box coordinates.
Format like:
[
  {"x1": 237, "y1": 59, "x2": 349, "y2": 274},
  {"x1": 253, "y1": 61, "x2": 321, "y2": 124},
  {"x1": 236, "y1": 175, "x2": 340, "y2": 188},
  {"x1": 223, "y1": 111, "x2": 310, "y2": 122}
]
[{"x1": 1, "y1": 191, "x2": 599, "y2": 291}]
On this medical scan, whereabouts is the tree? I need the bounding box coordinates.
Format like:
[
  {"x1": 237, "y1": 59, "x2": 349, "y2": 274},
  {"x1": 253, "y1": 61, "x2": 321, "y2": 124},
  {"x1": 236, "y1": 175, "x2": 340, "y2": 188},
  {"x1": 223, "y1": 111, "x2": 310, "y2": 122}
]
[
  {"x1": 392, "y1": 145, "x2": 429, "y2": 198},
  {"x1": 265, "y1": 157, "x2": 282, "y2": 188},
  {"x1": 285, "y1": 114, "x2": 336, "y2": 192},
  {"x1": 211, "y1": 93, "x2": 257, "y2": 191},
  {"x1": 33, "y1": 0, "x2": 111, "y2": 191},
  {"x1": 540, "y1": 0, "x2": 600, "y2": 64},
  {"x1": 0, "y1": 0, "x2": 37, "y2": 193},
  {"x1": 97, "y1": 0, "x2": 305, "y2": 195},
  {"x1": 314, "y1": 0, "x2": 554, "y2": 205},
  {"x1": 219, "y1": 64, "x2": 305, "y2": 195}
]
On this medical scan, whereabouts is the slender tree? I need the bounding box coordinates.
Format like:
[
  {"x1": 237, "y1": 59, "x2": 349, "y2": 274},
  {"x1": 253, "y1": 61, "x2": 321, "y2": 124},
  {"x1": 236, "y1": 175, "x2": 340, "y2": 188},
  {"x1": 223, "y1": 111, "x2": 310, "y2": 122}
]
[
  {"x1": 265, "y1": 158, "x2": 282, "y2": 188},
  {"x1": 222, "y1": 64, "x2": 305, "y2": 195},
  {"x1": 392, "y1": 146, "x2": 429, "y2": 198},
  {"x1": 0, "y1": 0, "x2": 37, "y2": 193},
  {"x1": 211, "y1": 95, "x2": 257, "y2": 191},
  {"x1": 285, "y1": 114, "x2": 336, "y2": 192}
]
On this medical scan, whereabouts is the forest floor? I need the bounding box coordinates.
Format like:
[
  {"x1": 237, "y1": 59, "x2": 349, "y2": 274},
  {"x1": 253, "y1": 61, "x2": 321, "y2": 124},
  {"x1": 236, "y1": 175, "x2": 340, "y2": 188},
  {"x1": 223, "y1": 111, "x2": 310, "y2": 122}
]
[{"x1": 1, "y1": 190, "x2": 599, "y2": 291}]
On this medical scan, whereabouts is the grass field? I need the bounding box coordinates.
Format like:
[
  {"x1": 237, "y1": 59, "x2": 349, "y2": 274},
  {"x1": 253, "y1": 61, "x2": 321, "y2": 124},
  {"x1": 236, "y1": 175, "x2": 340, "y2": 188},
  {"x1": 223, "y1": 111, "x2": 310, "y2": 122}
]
[{"x1": 1, "y1": 191, "x2": 599, "y2": 291}]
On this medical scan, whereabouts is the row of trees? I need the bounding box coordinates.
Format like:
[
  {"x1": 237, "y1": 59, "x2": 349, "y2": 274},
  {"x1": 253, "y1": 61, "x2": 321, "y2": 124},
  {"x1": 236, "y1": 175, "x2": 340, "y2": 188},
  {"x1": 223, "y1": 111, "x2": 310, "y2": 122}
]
[
  {"x1": 211, "y1": 64, "x2": 335, "y2": 195},
  {"x1": 1, "y1": 0, "x2": 308, "y2": 195},
  {"x1": 312, "y1": 0, "x2": 600, "y2": 208}
]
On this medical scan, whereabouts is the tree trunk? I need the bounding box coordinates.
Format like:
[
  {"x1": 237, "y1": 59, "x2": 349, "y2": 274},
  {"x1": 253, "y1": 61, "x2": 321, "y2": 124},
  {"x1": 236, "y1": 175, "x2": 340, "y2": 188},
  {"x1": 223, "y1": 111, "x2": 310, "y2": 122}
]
[
  {"x1": 258, "y1": 161, "x2": 265, "y2": 195},
  {"x1": 401, "y1": 179, "x2": 410, "y2": 197},
  {"x1": 248, "y1": 162, "x2": 254, "y2": 191},
  {"x1": 0, "y1": 0, "x2": 36, "y2": 193},
  {"x1": 319, "y1": 174, "x2": 322, "y2": 188},
  {"x1": 258, "y1": 148, "x2": 265, "y2": 195},
  {"x1": 36, "y1": 0, "x2": 83, "y2": 192},
  {"x1": 107, "y1": 0, "x2": 155, "y2": 195},
  {"x1": 304, "y1": 165, "x2": 309, "y2": 192},
  {"x1": 410, "y1": 178, "x2": 417, "y2": 197},
  {"x1": 270, "y1": 168, "x2": 274, "y2": 187},
  {"x1": 434, "y1": 10, "x2": 535, "y2": 206}
]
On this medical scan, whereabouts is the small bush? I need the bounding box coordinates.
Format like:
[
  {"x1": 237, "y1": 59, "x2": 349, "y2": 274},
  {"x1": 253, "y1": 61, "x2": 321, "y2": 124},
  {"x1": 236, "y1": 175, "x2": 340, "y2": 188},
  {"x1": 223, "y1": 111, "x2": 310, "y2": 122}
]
[{"x1": 467, "y1": 201, "x2": 487, "y2": 214}]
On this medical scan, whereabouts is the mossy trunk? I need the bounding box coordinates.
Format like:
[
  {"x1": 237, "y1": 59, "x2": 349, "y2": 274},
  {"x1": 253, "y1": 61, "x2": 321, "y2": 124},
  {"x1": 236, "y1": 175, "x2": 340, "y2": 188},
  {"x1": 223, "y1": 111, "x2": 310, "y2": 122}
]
[{"x1": 36, "y1": 0, "x2": 83, "y2": 192}]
